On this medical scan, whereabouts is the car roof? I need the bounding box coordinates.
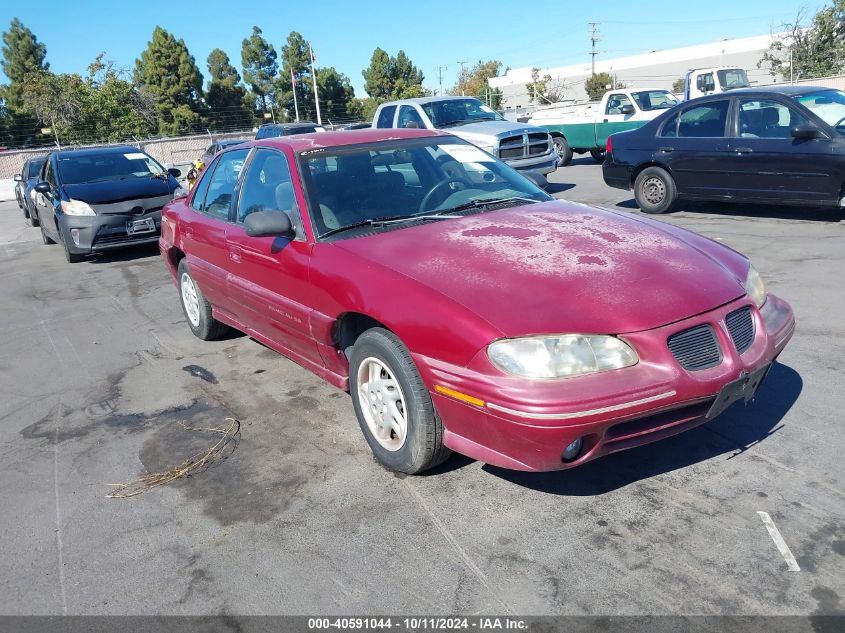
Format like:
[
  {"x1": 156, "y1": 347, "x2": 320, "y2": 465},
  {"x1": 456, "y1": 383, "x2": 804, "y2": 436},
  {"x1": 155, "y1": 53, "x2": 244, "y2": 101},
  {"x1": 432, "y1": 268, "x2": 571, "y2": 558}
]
[
  {"x1": 234, "y1": 128, "x2": 449, "y2": 153},
  {"x1": 381, "y1": 95, "x2": 483, "y2": 106},
  {"x1": 690, "y1": 86, "x2": 840, "y2": 102},
  {"x1": 52, "y1": 145, "x2": 145, "y2": 159},
  {"x1": 258, "y1": 123, "x2": 319, "y2": 129}
]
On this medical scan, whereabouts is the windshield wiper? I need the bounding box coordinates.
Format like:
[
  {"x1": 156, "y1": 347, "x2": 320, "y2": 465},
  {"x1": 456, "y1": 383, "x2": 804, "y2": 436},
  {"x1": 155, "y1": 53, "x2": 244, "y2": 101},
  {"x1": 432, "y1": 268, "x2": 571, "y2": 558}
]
[
  {"x1": 440, "y1": 196, "x2": 540, "y2": 214},
  {"x1": 321, "y1": 213, "x2": 460, "y2": 238}
]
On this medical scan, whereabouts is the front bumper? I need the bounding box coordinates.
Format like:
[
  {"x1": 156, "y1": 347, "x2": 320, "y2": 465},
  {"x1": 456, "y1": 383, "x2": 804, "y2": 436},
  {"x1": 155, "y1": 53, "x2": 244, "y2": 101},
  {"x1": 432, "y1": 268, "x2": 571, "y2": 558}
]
[
  {"x1": 504, "y1": 152, "x2": 558, "y2": 175},
  {"x1": 413, "y1": 294, "x2": 795, "y2": 472},
  {"x1": 60, "y1": 211, "x2": 162, "y2": 255}
]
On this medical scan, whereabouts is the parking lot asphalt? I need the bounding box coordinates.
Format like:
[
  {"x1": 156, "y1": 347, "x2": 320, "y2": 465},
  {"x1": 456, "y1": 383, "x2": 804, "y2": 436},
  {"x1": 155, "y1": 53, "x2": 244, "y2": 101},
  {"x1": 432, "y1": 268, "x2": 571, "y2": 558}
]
[{"x1": 0, "y1": 160, "x2": 843, "y2": 617}]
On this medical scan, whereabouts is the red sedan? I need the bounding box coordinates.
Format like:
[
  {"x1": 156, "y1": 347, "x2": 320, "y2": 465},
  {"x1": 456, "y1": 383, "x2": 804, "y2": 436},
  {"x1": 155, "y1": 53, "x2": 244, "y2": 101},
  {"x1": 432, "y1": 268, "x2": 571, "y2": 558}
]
[{"x1": 159, "y1": 129, "x2": 795, "y2": 474}]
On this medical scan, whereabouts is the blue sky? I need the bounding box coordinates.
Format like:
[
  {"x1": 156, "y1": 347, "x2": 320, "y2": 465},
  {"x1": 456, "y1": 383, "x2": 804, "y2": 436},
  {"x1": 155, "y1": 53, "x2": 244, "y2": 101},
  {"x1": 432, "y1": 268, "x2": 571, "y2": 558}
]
[{"x1": 1, "y1": 0, "x2": 807, "y2": 97}]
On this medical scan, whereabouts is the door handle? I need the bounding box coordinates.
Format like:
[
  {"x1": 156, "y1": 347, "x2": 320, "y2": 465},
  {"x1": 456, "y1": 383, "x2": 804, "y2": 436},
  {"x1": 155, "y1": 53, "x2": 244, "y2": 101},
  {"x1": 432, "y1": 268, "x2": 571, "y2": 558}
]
[
  {"x1": 228, "y1": 246, "x2": 242, "y2": 263},
  {"x1": 658, "y1": 147, "x2": 674, "y2": 153},
  {"x1": 735, "y1": 147, "x2": 753, "y2": 154}
]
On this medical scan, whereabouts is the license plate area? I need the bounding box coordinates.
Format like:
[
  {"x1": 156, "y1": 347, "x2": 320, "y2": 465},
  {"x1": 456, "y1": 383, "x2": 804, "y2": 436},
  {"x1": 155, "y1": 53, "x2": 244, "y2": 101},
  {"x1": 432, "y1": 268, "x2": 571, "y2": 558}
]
[
  {"x1": 706, "y1": 363, "x2": 771, "y2": 420},
  {"x1": 127, "y1": 217, "x2": 155, "y2": 235}
]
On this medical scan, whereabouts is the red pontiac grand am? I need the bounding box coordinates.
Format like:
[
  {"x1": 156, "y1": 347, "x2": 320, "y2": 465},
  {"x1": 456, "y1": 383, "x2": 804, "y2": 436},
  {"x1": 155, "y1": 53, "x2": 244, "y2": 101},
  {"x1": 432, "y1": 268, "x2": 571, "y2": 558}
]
[{"x1": 159, "y1": 129, "x2": 795, "y2": 474}]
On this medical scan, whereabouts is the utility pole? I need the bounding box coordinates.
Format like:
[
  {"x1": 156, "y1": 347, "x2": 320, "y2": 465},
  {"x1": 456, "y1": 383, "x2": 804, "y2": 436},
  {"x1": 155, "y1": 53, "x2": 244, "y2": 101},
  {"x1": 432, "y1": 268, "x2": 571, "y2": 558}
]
[
  {"x1": 291, "y1": 68, "x2": 300, "y2": 122},
  {"x1": 434, "y1": 65, "x2": 448, "y2": 95},
  {"x1": 456, "y1": 60, "x2": 468, "y2": 95},
  {"x1": 589, "y1": 22, "x2": 601, "y2": 76},
  {"x1": 308, "y1": 41, "x2": 322, "y2": 126}
]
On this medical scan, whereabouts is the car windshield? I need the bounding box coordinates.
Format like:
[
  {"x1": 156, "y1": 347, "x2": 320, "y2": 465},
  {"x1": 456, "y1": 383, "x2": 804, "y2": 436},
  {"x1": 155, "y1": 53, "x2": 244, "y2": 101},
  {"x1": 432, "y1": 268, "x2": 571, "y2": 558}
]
[
  {"x1": 298, "y1": 137, "x2": 551, "y2": 239},
  {"x1": 717, "y1": 69, "x2": 750, "y2": 90},
  {"x1": 794, "y1": 90, "x2": 845, "y2": 132},
  {"x1": 27, "y1": 158, "x2": 45, "y2": 178},
  {"x1": 57, "y1": 151, "x2": 166, "y2": 185},
  {"x1": 631, "y1": 90, "x2": 679, "y2": 111},
  {"x1": 421, "y1": 99, "x2": 504, "y2": 128}
]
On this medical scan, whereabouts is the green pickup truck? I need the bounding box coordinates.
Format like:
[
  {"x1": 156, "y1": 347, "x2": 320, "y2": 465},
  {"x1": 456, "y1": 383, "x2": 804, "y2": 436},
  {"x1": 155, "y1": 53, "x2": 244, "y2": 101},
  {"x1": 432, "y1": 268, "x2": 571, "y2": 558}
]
[{"x1": 524, "y1": 88, "x2": 679, "y2": 166}]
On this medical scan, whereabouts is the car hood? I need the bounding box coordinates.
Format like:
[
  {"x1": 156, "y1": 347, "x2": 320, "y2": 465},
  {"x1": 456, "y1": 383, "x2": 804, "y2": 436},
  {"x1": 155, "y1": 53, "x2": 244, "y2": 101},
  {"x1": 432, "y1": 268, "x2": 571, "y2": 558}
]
[
  {"x1": 64, "y1": 178, "x2": 178, "y2": 207},
  {"x1": 334, "y1": 201, "x2": 748, "y2": 335}
]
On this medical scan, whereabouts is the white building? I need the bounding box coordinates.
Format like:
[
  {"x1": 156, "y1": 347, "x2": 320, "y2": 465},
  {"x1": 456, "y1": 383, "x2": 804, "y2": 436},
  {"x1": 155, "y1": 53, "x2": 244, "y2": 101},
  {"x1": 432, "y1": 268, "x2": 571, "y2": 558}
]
[{"x1": 489, "y1": 34, "x2": 781, "y2": 111}]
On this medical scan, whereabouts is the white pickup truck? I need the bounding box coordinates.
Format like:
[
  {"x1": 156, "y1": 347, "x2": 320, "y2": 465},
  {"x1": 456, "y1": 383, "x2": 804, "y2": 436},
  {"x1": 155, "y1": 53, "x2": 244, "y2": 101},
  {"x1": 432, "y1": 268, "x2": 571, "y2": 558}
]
[
  {"x1": 372, "y1": 96, "x2": 558, "y2": 174},
  {"x1": 684, "y1": 67, "x2": 751, "y2": 100},
  {"x1": 524, "y1": 88, "x2": 679, "y2": 166}
]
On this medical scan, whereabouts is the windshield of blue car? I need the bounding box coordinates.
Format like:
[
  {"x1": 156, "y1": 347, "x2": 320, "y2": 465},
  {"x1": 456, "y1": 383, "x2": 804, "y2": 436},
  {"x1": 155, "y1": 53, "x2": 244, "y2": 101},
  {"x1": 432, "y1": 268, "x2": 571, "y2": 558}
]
[
  {"x1": 298, "y1": 137, "x2": 551, "y2": 238},
  {"x1": 27, "y1": 159, "x2": 45, "y2": 179},
  {"x1": 794, "y1": 90, "x2": 845, "y2": 132},
  {"x1": 57, "y1": 151, "x2": 167, "y2": 185},
  {"x1": 421, "y1": 99, "x2": 504, "y2": 128},
  {"x1": 631, "y1": 90, "x2": 679, "y2": 111}
]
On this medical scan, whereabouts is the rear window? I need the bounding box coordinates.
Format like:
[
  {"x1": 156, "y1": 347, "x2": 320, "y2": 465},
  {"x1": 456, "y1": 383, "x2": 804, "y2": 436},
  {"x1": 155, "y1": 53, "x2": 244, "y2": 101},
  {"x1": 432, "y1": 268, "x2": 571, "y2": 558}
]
[
  {"x1": 57, "y1": 151, "x2": 166, "y2": 185},
  {"x1": 27, "y1": 158, "x2": 45, "y2": 179}
]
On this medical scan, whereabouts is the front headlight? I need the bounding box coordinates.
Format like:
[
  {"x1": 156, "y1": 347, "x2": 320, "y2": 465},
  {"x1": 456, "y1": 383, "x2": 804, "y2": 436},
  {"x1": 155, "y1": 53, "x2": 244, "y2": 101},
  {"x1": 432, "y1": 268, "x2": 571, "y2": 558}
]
[
  {"x1": 60, "y1": 199, "x2": 95, "y2": 216},
  {"x1": 172, "y1": 185, "x2": 188, "y2": 199},
  {"x1": 744, "y1": 264, "x2": 767, "y2": 308},
  {"x1": 478, "y1": 144, "x2": 496, "y2": 156},
  {"x1": 488, "y1": 335, "x2": 638, "y2": 379}
]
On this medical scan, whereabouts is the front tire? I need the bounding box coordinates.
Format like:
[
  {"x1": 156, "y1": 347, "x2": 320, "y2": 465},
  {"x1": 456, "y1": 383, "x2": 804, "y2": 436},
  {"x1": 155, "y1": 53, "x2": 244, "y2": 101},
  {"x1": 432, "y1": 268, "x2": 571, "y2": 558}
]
[
  {"x1": 39, "y1": 219, "x2": 55, "y2": 245},
  {"x1": 552, "y1": 136, "x2": 573, "y2": 167},
  {"x1": 177, "y1": 259, "x2": 228, "y2": 340},
  {"x1": 349, "y1": 328, "x2": 451, "y2": 474},
  {"x1": 61, "y1": 230, "x2": 84, "y2": 263},
  {"x1": 634, "y1": 166, "x2": 677, "y2": 214}
]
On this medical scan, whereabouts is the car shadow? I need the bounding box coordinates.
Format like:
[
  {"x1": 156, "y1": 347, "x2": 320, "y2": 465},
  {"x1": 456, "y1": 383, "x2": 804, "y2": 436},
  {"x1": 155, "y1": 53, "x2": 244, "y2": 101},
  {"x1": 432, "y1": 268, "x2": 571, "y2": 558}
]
[
  {"x1": 474, "y1": 361, "x2": 802, "y2": 495},
  {"x1": 546, "y1": 182, "x2": 575, "y2": 195},
  {"x1": 614, "y1": 197, "x2": 843, "y2": 222},
  {"x1": 88, "y1": 243, "x2": 161, "y2": 264}
]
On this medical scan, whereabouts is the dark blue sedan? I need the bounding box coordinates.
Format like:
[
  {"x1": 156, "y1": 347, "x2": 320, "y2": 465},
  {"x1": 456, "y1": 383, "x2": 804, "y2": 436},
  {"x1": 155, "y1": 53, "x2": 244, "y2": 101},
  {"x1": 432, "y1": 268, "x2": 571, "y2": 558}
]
[
  {"x1": 33, "y1": 146, "x2": 183, "y2": 262},
  {"x1": 603, "y1": 86, "x2": 845, "y2": 213}
]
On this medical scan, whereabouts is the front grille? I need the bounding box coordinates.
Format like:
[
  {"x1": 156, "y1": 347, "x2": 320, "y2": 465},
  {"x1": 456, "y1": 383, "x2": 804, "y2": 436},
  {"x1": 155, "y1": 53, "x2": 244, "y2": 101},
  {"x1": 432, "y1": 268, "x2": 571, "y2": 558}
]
[
  {"x1": 527, "y1": 132, "x2": 550, "y2": 156},
  {"x1": 498, "y1": 134, "x2": 524, "y2": 160},
  {"x1": 94, "y1": 228, "x2": 160, "y2": 246},
  {"x1": 668, "y1": 324, "x2": 721, "y2": 370},
  {"x1": 605, "y1": 399, "x2": 713, "y2": 444},
  {"x1": 726, "y1": 306, "x2": 755, "y2": 354}
]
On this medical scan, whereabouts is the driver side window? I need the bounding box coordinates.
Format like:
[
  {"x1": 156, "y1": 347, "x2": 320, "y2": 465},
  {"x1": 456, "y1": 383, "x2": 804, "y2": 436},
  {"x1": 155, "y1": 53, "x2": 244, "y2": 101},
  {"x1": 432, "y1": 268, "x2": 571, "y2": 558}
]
[
  {"x1": 606, "y1": 94, "x2": 632, "y2": 115},
  {"x1": 237, "y1": 148, "x2": 302, "y2": 237}
]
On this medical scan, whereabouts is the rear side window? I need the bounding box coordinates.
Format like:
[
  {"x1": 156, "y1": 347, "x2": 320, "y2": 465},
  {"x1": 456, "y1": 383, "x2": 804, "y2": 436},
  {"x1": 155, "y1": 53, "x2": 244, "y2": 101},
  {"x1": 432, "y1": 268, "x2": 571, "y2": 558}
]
[
  {"x1": 662, "y1": 100, "x2": 729, "y2": 138},
  {"x1": 376, "y1": 106, "x2": 396, "y2": 128},
  {"x1": 605, "y1": 94, "x2": 633, "y2": 115},
  {"x1": 256, "y1": 126, "x2": 279, "y2": 140}
]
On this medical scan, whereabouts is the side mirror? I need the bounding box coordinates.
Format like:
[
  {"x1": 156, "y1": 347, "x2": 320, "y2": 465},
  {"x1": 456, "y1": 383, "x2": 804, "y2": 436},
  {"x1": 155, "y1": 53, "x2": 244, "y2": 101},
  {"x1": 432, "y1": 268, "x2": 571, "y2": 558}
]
[
  {"x1": 13, "y1": 174, "x2": 22, "y2": 182},
  {"x1": 791, "y1": 125, "x2": 821, "y2": 140},
  {"x1": 523, "y1": 170, "x2": 549, "y2": 190},
  {"x1": 34, "y1": 182, "x2": 51, "y2": 194},
  {"x1": 168, "y1": 167, "x2": 182, "y2": 178},
  {"x1": 619, "y1": 104, "x2": 635, "y2": 115},
  {"x1": 244, "y1": 210, "x2": 293, "y2": 237}
]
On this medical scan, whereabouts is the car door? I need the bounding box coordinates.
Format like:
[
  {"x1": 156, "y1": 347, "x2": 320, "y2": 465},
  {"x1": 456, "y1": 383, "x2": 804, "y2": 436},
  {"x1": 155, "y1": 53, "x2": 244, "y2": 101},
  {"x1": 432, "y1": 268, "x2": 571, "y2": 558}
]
[
  {"x1": 728, "y1": 97, "x2": 838, "y2": 203},
  {"x1": 224, "y1": 147, "x2": 320, "y2": 365},
  {"x1": 656, "y1": 98, "x2": 733, "y2": 197},
  {"x1": 595, "y1": 93, "x2": 636, "y2": 148},
  {"x1": 35, "y1": 158, "x2": 60, "y2": 239},
  {"x1": 181, "y1": 149, "x2": 249, "y2": 312}
]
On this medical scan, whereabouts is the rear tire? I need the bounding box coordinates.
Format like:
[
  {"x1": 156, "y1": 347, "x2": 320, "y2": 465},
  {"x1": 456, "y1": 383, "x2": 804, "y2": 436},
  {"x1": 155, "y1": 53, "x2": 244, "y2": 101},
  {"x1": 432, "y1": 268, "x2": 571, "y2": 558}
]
[
  {"x1": 29, "y1": 205, "x2": 40, "y2": 227},
  {"x1": 590, "y1": 148, "x2": 606, "y2": 163},
  {"x1": 634, "y1": 166, "x2": 677, "y2": 214},
  {"x1": 349, "y1": 328, "x2": 451, "y2": 474},
  {"x1": 177, "y1": 259, "x2": 228, "y2": 340},
  {"x1": 552, "y1": 136, "x2": 573, "y2": 167}
]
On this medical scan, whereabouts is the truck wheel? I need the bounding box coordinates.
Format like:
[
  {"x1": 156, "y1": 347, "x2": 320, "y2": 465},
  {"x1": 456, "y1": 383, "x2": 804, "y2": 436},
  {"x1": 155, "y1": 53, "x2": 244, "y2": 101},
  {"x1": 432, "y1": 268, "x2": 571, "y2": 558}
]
[
  {"x1": 590, "y1": 149, "x2": 606, "y2": 163},
  {"x1": 552, "y1": 136, "x2": 572, "y2": 167},
  {"x1": 634, "y1": 166, "x2": 677, "y2": 214},
  {"x1": 349, "y1": 328, "x2": 451, "y2": 474}
]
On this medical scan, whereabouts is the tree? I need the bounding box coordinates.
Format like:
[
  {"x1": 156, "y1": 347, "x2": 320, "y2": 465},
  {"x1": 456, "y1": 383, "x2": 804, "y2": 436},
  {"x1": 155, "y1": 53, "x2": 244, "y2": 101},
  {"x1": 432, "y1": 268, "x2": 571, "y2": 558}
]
[
  {"x1": 759, "y1": 2, "x2": 845, "y2": 81},
  {"x1": 672, "y1": 77, "x2": 685, "y2": 94},
  {"x1": 206, "y1": 48, "x2": 253, "y2": 130},
  {"x1": 450, "y1": 60, "x2": 503, "y2": 108},
  {"x1": 241, "y1": 26, "x2": 277, "y2": 113},
  {"x1": 526, "y1": 68, "x2": 566, "y2": 104},
  {"x1": 20, "y1": 70, "x2": 87, "y2": 144},
  {"x1": 1, "y1": 18, "x2": 49, "y2": 145},
  {"x1": 134, "y1": 27, "x2": 206, "y2": 135},
  {"x1": 85, "y1": 54, "x2": 156, "y2": 141},
  {"x1": 362, "y1": 47, "x2": 392, "y2": 100},
  {"x1": 315, "y1": 67, "x2": 356, "y2": 122},
  {"x1": 584, "y1": 72, "x2": 613, "y2": 101},
  {"x1": 362, "y1": 48, "x2": 426, "y2": 103}
]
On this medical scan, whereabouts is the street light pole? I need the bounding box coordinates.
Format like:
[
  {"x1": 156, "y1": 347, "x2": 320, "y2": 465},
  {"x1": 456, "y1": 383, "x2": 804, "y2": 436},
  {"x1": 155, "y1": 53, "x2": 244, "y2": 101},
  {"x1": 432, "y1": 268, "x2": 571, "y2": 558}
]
[{"x1": 291, "y1": 68, "x2": 300, "y2": 122}]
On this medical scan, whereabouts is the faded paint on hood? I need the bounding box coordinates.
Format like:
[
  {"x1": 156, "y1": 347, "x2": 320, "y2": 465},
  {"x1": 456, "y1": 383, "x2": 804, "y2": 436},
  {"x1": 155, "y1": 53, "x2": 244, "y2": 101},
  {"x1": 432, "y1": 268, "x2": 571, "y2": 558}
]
[
  {"x1": 334, "y1": 200, "x2": 748, "y2": 335},
  {"x1": 63, "y1": 177, "x2": 179, "y2": 206}
]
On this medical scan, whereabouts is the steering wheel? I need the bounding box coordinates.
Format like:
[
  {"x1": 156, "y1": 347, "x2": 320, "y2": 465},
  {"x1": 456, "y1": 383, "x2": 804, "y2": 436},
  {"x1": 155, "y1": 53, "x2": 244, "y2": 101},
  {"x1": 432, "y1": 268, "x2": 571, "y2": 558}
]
[
  {"x1": 419, "y1": 177, "x2": 470, "y2": 213},
  {"x1": 833, "y1": 116, "x2": 845, "y2": 128}
]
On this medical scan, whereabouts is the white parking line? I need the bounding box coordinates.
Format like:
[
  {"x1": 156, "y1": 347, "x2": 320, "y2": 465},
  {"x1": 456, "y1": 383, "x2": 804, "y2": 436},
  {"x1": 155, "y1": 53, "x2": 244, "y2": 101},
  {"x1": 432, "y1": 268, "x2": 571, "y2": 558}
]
[{"x1": 757, "y1": 511, "x2": 800, "y2": 572}]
